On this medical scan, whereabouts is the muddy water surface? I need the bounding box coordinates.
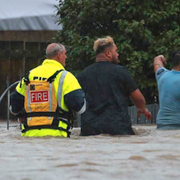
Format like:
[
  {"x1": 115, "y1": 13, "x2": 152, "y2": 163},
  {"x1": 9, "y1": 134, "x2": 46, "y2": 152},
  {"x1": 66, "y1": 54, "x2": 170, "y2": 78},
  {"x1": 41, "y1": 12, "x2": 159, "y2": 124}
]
[{"x1": 0, "y1": 122, "x2": 180, "y2": 180}]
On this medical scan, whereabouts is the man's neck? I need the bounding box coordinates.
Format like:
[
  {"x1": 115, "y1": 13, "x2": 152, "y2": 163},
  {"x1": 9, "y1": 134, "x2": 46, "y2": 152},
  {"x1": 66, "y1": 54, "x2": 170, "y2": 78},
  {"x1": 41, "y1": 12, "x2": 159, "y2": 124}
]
[
  {"x1": 96, "y1": 54, "x2": 110, "y2": 62},
  {"x1": 172, "y1": 66, "x2": 180, "y2": 71}
]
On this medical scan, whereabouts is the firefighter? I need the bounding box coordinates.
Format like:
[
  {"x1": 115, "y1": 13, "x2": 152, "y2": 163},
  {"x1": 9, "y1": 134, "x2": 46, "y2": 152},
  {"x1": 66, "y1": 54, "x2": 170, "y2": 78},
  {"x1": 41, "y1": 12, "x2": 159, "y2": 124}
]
[{"x1": 10, "y1": 43, "x2": 86, "y2": 137}]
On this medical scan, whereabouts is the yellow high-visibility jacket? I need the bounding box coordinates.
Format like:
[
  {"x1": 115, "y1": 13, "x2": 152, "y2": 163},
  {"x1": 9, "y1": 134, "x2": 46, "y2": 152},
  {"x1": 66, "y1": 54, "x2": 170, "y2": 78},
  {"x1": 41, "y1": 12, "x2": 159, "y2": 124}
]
[{"x1": 12, "y1": 59, "x2": 86, "y2": 137}]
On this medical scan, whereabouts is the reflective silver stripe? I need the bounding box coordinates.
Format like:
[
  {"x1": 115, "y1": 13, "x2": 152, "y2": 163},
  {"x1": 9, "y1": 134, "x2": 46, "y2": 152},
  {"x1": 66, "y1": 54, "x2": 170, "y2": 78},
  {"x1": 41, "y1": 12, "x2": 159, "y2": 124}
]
[
  {"x1": 77, "y1": 99, "x2": 86, "y2": 114},
  {"x1": 58, "y1": 117, "x2": 68, "y2": 123},
  {"x1": 57, "y1": 71, "x2": 68, "y2": 108},
  {"x1": 59, "y1": 117, "x2": 68, "y2": 122},
  {"x1": 26, "y1": 85, "x2": 32, "y2": 120},
  {"x1": 49, "y1": 83, "x2": 53, "y2": 119}
]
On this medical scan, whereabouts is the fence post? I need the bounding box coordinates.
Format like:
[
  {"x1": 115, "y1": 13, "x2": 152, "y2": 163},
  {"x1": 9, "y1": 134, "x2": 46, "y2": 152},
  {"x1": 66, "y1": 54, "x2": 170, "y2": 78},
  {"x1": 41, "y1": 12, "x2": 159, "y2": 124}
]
[
  {"x1": 6, "y1": 76, "x2": 10, "y2": 130},
  {"x1": 154, "y1": 96, "x2": 157, "y2": 124},
  {"x1": 77, "y1": 114, "x2": 81, "y2": 127}
]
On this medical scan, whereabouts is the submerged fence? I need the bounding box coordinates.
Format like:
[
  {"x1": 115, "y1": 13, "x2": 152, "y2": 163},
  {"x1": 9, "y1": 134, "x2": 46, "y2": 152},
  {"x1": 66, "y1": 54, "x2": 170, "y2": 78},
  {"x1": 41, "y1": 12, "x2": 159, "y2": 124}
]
[
  {"x1": 128, "y1": 104, "x2": 159, "y2": 125},
  {"x1": 1, "y1": 77, "x2": 159, "y2": 129},
  {"x1": 76, "y1": 104, "x2": 159, "y2": 127}
]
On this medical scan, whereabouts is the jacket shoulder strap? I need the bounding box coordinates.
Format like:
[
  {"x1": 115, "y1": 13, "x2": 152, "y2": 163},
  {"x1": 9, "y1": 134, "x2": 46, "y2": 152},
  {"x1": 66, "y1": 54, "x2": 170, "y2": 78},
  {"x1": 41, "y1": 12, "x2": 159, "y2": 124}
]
[
  {"x1": 47, "y1": 69, "x2": 64, "y2": 83},
  {"x1": 24, "y1": 71, "x2": 30, "y2": 85}
]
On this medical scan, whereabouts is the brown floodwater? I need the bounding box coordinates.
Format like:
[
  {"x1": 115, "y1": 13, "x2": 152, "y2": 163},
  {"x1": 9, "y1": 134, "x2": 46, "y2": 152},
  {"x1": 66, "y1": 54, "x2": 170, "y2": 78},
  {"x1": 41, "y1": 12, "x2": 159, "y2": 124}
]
[{"x1": 0, "y1": 121, "x2": 180, "y2": 180}]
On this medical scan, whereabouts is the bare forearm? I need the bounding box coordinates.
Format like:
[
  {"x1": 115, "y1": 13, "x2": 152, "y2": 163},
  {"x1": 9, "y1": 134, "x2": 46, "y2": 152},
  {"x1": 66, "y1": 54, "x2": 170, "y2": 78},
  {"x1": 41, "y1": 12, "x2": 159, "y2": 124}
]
[
  {"x1": 130, "y1": 89, "x2": 152, "y2": 120},
  {"x1": 130, "y1": 89, "x2": 146, "y2": 110},
  {"x1": 132, "y1": 97, "x2": 146, "y2": 110},
  {"x1": 154, "y1": 55, "x2": 166, "y2": 73}
]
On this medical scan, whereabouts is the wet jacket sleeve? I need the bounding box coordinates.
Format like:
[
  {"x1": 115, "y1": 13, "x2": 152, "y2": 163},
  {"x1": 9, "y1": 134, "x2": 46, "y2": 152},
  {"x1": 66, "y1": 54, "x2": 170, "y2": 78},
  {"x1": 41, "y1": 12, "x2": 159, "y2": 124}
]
[
  {"x1": 10, "y1": 90, "x2": 24, "y2": 115},
  {"x1": 63, "y1": 72, "x2": 86, "y2": 114},
  {"x1": 10, "y1": 78, "x2": 25, "y2": 116},
  {"x1": 64, "y1": 89, "x2": 86, "y2": 114}
]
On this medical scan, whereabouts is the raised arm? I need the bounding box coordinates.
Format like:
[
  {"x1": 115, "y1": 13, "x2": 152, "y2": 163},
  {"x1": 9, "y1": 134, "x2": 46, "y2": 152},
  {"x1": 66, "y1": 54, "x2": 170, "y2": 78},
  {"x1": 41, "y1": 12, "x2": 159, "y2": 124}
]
[{"x1": 154, "y1": 55, "x2": 166, "y2": 73}]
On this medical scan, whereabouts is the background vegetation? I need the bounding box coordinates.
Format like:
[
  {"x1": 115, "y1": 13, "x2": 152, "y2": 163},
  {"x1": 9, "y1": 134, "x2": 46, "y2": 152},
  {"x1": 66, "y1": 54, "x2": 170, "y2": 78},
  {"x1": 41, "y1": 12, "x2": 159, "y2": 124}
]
[{"x1": 55, "y1": 0, "x2": 180, "y2": 103}]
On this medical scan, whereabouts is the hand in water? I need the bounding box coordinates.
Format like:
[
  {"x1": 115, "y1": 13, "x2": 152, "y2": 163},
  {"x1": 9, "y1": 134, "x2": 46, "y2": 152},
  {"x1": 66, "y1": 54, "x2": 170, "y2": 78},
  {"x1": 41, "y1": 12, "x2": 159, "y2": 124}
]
[{"x1": 137, "y1": 108, "x2": 152, "y2": 120}]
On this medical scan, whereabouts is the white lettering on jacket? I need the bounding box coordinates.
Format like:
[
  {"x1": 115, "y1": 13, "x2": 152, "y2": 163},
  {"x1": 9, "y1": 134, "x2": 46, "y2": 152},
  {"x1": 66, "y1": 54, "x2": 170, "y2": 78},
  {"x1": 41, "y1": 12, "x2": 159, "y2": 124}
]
[{"x1": 30, "y1": 91, "x2": 49, "y2": 103}]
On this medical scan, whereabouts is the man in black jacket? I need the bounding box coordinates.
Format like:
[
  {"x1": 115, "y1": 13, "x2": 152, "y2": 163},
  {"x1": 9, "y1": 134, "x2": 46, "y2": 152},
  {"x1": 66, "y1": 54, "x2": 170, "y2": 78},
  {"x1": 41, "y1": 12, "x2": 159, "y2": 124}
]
[{"x1": 78, "y1": 36, "x2": 151, "y2": 136}]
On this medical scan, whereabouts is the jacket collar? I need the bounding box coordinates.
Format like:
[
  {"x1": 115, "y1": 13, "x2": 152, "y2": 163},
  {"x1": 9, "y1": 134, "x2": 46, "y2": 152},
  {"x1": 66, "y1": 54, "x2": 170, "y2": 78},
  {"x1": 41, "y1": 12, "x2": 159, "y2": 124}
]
[{"x1": 42, "y1": 59, "x2": 65, "y2": 70}]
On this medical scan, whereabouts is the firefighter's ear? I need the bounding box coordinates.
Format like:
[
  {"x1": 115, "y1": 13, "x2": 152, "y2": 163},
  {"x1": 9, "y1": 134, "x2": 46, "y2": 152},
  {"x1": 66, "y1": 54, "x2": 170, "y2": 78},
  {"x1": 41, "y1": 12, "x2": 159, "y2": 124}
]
[{"x1": 57, "y1": 52, "x2": 62, "y2": 58}]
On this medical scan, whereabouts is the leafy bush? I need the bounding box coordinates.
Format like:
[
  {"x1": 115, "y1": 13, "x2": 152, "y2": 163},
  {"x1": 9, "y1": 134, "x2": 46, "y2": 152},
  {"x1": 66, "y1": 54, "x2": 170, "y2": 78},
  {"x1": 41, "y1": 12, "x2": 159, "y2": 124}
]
[{"x1": 55, "y1": 0, "x2": 180, "y2": 103}]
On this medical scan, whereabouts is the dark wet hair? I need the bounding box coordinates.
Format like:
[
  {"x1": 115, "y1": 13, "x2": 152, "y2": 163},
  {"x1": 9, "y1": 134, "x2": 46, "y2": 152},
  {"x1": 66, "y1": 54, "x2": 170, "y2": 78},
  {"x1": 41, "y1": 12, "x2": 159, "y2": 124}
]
[{"x1": 170, "y1": 51, "x2": 180, "y2": 67}]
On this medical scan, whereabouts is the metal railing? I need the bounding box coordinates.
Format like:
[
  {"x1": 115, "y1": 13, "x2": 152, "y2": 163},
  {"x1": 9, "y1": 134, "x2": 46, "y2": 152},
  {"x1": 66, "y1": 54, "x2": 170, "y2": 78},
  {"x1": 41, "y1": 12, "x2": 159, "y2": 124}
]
[
  {"x1": 0, "y1": 78, "x2": 20, "y2": 129},
  {"x1": 76, "y1": 104, "x2": 159, "y2": 127},
  {"x1": 128, "y1": 104, "x2": 159, "y2": 125}
]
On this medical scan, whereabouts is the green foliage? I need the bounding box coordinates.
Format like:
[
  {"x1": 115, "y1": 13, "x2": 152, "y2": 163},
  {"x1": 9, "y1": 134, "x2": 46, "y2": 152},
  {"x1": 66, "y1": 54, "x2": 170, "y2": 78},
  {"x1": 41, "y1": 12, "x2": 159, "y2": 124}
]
[{"x1": 55, "y1": 0, "x2": 180, "y2": 103}]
